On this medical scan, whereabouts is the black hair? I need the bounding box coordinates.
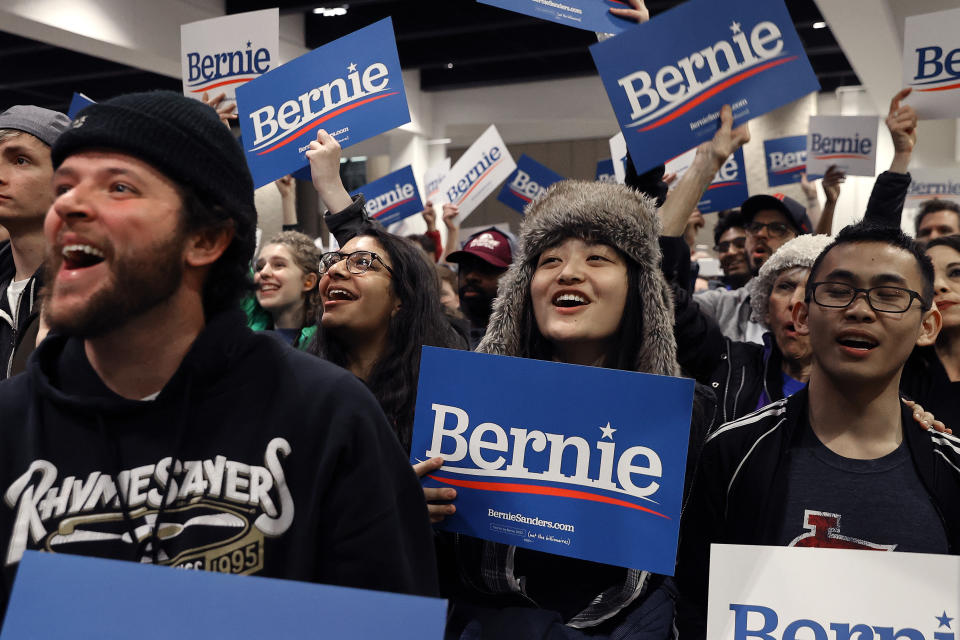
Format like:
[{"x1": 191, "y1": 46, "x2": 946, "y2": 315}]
[
  {"x1": 517, "y1": 239, "x2": 644, "y2": 372},
  {"x1": 805, "y1": 222, "x2": 935, "y2": 310},
  {"x1": 926, "y1": 234, "x2": 960, "y2": 255},
  {"x1": 713, "y1": 209, "x2": 745, "y2": 246},
  {"x1": 309, "y1": 223, "x2": 464, "y2": 450},
  {"x1": 406, "y1": 233, "x2": 437, "y2": 258},
  {"x1": 179, "y1": 185, "x2": 256, "y2": 317},
  {"x1": 916, "y1": 199, "x2": 960, "y2": 235}
]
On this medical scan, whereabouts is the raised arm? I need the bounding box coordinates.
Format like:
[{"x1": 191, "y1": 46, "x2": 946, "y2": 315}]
[{"x1": 864, "y1": 88, "x2": 917, "y2": 227}]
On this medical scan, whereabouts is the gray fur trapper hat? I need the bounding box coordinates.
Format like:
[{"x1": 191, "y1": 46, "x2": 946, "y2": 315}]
[
  {"x1": 748, "y1": 233, "x2": 834, "y2": 323},
  {"x1": 477, "y1": 180, "x2": 680, "y2": 377}
]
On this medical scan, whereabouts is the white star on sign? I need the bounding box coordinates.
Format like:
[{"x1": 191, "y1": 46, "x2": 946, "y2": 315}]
[
  {"x1": 730, "y1": 21, "x2": 742, "y2": 34},
  {"x1": 347, "y1": 62, "x2": 357, "y2": 73},
  {"x1": 600, "y1": 422, "x2": 617, "y2": 440}
]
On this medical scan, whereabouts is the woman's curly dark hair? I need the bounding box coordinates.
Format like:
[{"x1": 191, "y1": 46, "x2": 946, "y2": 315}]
[{"x1": 309, "y1": 223, "x2": 465, "y2": 450}]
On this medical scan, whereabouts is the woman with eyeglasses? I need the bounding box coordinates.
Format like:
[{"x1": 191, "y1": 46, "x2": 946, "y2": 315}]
[
  {"x1": 303, "y1": 130, "x2": 467, "y2": 450},
  {"x1": 242, "y1": 230, "x2": 320, "y2": 350}
]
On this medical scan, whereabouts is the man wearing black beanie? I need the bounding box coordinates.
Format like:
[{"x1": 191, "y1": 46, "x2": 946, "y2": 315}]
[{"x1": 0, "y1": 92, "x2": 438, "y2": 613}]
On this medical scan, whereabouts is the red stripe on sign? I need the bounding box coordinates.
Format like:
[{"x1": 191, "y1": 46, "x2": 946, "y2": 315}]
[
  {"x1": 917, "y1": 81, "x2": 960, "y2": 93},
  {"x1": 814, "y1": 154, "x2": 862, "y2": 160},
  {"x1": 637, "y1": 56, "x2": 798, "y2": 132},
  {"x1": 189, "y1": 77, "x2": 255, "y2": 93},
  {"x1": 509, "y1": 188, "x2": 533, "y2": 202},
  {"x1": 456, "y1": 158, "x2": 505, "y2": 205},
  {"x1": 707, "y1": 181, "x2": 741, "y2": 190},
  {"x1": 427, "y1": 474, "x2": 671, "y2": 519},
  {"x1": 371, "y1": 196, "x2": 416, "y2": 218},
  {"x1": 773, "y1": 165, "x2": 806, "y2": 175},
  {"x1": 255, "y1": 92, "x2": 400, "y2": 155}
]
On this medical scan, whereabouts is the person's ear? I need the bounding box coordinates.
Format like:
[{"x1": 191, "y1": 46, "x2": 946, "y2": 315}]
[
  {"x1": 915, "y1": 307, "x2": 942, "y2": 347},
  {"x1": 302, "y1": 272, "x2": 318, "y2": 291},
  {"x1": 793, "y1": 299, "x2": 811, "y2": 336},
  {"x1": 185, "y1": 223, "x2": 234, "y2": 268}
]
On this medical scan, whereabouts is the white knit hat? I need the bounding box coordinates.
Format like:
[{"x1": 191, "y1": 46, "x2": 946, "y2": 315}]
[{"x1": 748, "y1": 234, "x2": 834, "y2": 323}]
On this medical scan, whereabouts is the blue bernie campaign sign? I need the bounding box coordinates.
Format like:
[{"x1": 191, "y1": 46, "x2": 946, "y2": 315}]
[
  {"x1": 235, "y1": 18, "x2": 410, "y2": 188},
  {"x1": 496, "y1": 154, "x2": 564, "y2": 214},
  {"x1": 349, "y1": 165, "x2": 423, "y2": 226},
  {"x1": 478, "y1": 0, "x2": 636, "y2": 34},
  {"x1": 410, "y1": 347, "x2": 695, "y2": 574},
  {"x1": 596, "y1": 158, "x2": 616, "y2": 182},
  {"x1": 697, "y1": 147, "x2": 748, "y2": 213},
  {"x1": 764, "y1": 135, "x2": 816, "y2": 186},
  {"x1": 590, "y1": 0, "x2": 820, "y2": 174},
  {"x1": 67, "y1": 93, "x2": 95, "y2": 119},
  {"x1": 1, "y1": 551, "x2": 446, "y2": 639}
]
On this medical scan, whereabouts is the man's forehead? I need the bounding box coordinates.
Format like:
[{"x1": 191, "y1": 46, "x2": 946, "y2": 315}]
[
  {"x1": 818, "y1": 242, "x2": 922, "y2": 286},
  {"x1": 919, "y1": 209, "x2": 960, "y2": 229},
  {"x1": 753, "y1": 209, "x2": 790, "y2": 223},
  {"x1": 0, "y1": 131, "x2": 49, "y2": 155},
  {"x1": 719, "y1": 226, "x2": 745, "y2": 240}
]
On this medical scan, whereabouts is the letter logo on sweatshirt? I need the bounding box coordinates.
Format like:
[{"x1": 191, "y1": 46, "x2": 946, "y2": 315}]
[{"x1": 3, "y1": 438, "x2": 294, "y2": 574}]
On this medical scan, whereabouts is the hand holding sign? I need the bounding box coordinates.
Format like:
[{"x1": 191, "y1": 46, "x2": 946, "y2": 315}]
[
  {"x1": 201, "y1": 91, "x2": 238, "y2": 128},
  {"x1": 307, "y1": 130, "x2": 353, "y2": 213},
  {"x1": 821, "y1": 165, "x2": 845, "y2": 204},
  {"x1": 413, "y1": 457, "x2": 457, "y2": 524},
  {"x1": 608, "y1": 0, "x2": 649, "y2": 24},
  {"x1": 700, "y1": 104, "x2": 751, "y2": 170}
]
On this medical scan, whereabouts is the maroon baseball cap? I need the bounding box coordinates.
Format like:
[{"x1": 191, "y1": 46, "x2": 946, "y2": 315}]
[{"x1": 446, "y1": 228, "x2": 513, "y2": 268}]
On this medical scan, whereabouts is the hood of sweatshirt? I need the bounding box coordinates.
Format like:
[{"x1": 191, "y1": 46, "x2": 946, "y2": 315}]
[{"x1": 477, "y1": 179, "x2": 680, "y2": 377}]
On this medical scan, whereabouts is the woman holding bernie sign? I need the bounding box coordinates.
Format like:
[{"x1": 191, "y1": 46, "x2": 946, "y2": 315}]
[
  {"x1": 304, "y1": 129, "x2": 467, "y2": 452},
  {"x1": 431, "y1": 176, "x2": 715, "y2": 639}
]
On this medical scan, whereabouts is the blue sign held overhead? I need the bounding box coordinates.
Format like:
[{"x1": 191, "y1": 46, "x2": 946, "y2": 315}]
[
  {"x1": 236, "y1": 18, "x2": 410, "y2": 188},
  {"x1": 497, "y1": 154, "x2": 564, "y2": 214},
  {"x1": 764, "y1": 135, "x2": 816, "y2": 187},
  {"x1": 67, "y1": 93, "x2": 96, "y2": 119},
  {"x1": 478, "y1": 0, "x2": 637, "y2": 34},
  {"x1": 349, "y1": 165, "x2": 423, "y2": 226},
  {"x1": 410, "y1": 347, "x2": 695, "y2": 575},
  {"x1": 1, "y1": 552, "x2": 446, "y2": 639},
  {"x1": 596, "y1": 158, "x2": 616, "y2": 182},
  {"x1": 698, "y1": 147, "x2": 748, "y2": 213},
  {"x1": 589, "y1": 0, "x2": 820, "y2": 175}
]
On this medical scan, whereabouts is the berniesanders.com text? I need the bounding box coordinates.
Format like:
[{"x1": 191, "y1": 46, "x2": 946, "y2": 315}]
[{"x1": 488, "y1": 509, "x2": 575, "y2": 533}]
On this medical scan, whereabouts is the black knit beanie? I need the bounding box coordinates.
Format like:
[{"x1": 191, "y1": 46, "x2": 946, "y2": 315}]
[{"x1": 51, "y1": 91, "x2": 256, "y2": 233}]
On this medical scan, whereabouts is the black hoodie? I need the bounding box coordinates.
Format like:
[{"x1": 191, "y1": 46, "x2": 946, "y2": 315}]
[{"x1": 0, "y1": 311, "x2": 438, "y2": 615}]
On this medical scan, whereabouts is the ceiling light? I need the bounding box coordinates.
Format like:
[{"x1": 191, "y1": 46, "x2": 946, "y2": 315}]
[
  {"x1": 812, "y1": 21, "x2": 826, "y2": 29},
  {"x1": 427, "y1": 138, "x2": 452, "y2": 145},
  {"x1": 313, "y1": 5, "x2": 348, "y2": 16},
  {"x1": 446, "y1": 62, "x2": 454, "y2": 69}
]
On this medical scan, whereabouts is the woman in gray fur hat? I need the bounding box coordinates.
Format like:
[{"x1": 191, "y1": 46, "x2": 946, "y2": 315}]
[{"x1": 442, "y1": 179, "x2": 714, "y2": 640}]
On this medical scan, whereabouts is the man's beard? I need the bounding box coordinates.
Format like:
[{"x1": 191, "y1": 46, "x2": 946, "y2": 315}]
[
  {"x1": 458, "y1": 285, "x2": 495, "y2": 327},
  {"x1": 42, "y1": 232, "x2": 187, "y2": 338}
]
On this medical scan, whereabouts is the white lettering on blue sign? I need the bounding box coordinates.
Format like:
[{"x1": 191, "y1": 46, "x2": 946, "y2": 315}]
[
  {"x1": 248, "y1": 62, "x2": 390, "y2": 149},
  {"x1": 509, "y1": 169, "x2": 546, "y2": 200},
  {"x1": 425, "y1": 403, "x2": 663, "y2": 500},
  {"x1": 617, "y1": 19, "x2": 784, "y2": 126},
  {"x1": 768, "y1": 150, "x2": 806, "y2": 171},
  {"x1": 365, "y1": 183, "x2": 416, "y2": 216}
]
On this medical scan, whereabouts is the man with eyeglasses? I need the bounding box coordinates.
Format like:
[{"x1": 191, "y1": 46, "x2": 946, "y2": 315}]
[
  {"x1": 694, "y1": 193, "x2": 813, "y2": 344},
  {"x1": 674, "y1": 222, "x2": 960, "y2": 640},
  {"x1": 709, "y1": 210, "x2": 750, "y2": 290}
]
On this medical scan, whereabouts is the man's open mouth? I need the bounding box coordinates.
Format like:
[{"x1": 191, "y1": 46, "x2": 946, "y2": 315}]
[
  {"x1": 61, "y1": 244, "x2": 105, "y2": 270},
  {"x1": 837, "y1": 335, "x2": 878, "y2": 351}
]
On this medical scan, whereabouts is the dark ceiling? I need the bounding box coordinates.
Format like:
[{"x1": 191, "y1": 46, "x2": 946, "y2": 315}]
[{"x1": 1, "y1": 0, "x2": 859, "y2": 113}]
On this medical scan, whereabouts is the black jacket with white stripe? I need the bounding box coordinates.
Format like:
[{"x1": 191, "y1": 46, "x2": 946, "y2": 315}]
[{"x1": 673, "y1": 388, "x2": 960, "y2": 640}]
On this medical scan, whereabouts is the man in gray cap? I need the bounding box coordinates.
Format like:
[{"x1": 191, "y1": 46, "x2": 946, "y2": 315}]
[{"x1": 0, "y1": 105, "x2": 70, "y2": 380}]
